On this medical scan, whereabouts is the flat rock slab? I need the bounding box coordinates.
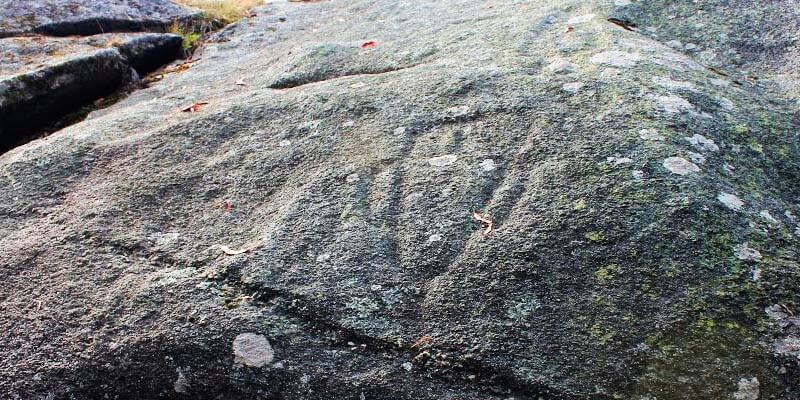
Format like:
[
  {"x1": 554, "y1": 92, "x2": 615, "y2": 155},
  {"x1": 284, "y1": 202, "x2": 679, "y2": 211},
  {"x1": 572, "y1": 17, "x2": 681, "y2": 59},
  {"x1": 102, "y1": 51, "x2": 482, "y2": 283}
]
[
  {"x1": 0, "y1": 0, "x2": 199, "y2": 37},
  {"x1": 0, "y1": 33, "x2": 180, "y2": 78},
  {"x1": 0, "y1": 33, "x2": 182, "y2": 151}
]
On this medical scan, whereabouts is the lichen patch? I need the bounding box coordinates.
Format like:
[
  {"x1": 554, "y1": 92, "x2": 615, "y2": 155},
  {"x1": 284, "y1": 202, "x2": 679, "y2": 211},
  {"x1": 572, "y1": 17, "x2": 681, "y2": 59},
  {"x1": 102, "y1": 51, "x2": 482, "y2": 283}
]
[
  {"x1": 662, "y1": 157, "x2": 700, "y2": 175},
  {"x1": 734, "y1": 243, "x2": 762, "y2": 262},
  {"x1": 717, "y1": 192, "x2": 744, "y2": 211},
  {"x1": 685, "y1": 134, "x2": 719, "y2": 152},
  {"x1": 233, "y1": 333, "x2": 274, "y2": 368},
  {"x1": 428, "y1": 154, "x2": 458, "y2": 167},
  {"x1": 589, "y1": 51, "x2": 642, "y2": 68}
]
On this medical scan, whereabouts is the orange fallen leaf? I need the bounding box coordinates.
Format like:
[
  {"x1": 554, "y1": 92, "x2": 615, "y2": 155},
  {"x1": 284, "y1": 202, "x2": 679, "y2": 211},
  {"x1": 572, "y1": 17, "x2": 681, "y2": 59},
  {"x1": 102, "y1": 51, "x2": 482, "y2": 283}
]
[
  {"x1": 162, "y1": 61, "x2": 193, "y2": 74},
  {"x1": 215, "y1": 199, "x2": 235, "y2": 212},
  {"x1": 182, "y1": 102, "x2": 209, "y2": 112},
  {"x1": 473, "y1": 211, "x2": 494, "y2": 235},
  {"x1": 361, "y1": 40, "x2": 377, "y2": 49}
]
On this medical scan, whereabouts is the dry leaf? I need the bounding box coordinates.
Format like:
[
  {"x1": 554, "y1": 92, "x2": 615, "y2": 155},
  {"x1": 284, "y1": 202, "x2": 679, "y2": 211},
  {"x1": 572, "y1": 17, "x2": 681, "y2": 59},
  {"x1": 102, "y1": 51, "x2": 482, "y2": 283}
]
[
  {"x1": 215, "y1": 199, "x2": 235, "y2": 212},
  {"x1": 607, "y1": 18, "x2": 637, "y2": 31},
  {"x1": 564, "y1": 25, "x2": 574, "y2": 33},
  {"x1": 181, "y1": 102, "x2": 209, "y2": 112},
  {"x1": 410, "y1": 335, "x2": 433, "y2": 349},
  {"x1": 473, "y1": 211, "x2": 494, "y2": 235},
  {"x1": 220, "y1": 245, "x2": 249, "y2": 255},
  {"x1": 218, "y1": 240, "x2": 263, "y2": 256},
  {"x1": 361, "y1": 40, "x2": 377, "y2": 49}
]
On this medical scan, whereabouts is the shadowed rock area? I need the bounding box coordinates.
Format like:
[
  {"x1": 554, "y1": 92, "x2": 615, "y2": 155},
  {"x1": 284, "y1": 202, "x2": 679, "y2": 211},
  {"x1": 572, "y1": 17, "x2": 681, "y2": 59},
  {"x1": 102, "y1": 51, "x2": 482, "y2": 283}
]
[
  {"x1": 0, "y1": 33, "x2": 183, "y2": 153},
  {"x1": 0, "y1": 0, "x2": 799, "y2": 399}
]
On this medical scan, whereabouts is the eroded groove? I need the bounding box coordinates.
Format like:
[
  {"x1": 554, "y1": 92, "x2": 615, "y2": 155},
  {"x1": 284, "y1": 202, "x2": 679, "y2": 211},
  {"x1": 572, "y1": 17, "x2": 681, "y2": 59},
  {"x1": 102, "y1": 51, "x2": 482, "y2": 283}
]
[
  {"x1": 0, "y1": 34, "x2": 182, "y2": 154},
  {"x1": 234, "y1": 280, "x2": 576, "y2": 399},
  {"x1": 268, "y1": 63, "x2": 423, "y2": 90}
]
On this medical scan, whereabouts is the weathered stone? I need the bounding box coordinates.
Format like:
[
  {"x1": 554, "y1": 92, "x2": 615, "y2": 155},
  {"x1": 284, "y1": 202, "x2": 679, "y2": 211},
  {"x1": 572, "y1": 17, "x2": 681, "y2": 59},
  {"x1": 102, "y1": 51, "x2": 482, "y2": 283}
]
[
  {"x1": 611, "y1": 0, "x2": 800, "y2": 104},
  {"x1": 0, "y1": 0, "x2": 199, "y2": 37},
  {"x1": 0, "y1": 0, "x2": 799, "y2": 399},
  {"x1": 0, "y1": 33, "x2": 182, "y2": 152}
]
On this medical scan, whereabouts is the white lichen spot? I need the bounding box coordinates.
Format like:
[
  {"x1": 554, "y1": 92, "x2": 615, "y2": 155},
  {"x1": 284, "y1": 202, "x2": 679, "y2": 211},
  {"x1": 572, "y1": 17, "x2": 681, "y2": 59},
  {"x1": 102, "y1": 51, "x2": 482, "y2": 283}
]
[
  {"x1": 751, "y1": 266, "x2": 761, "y2": 281},
  {"x1": 717, "y1": 192, "x2": 744, "y2": 211},
  {"x1": 653, "y1": 94, "x2": 694, "y2": 113},
  {"x1": 722, "y1": 163, "x2": 735, "y2": 174},
  {"x1": 428, "y1": 233, "x2": 442, "y2": 243},
  {"x1": 233, "y1": 333, "x2": 274, "y2": 368},
  {"x1": 316, "y1": 253, "x2": 331, "y2": 263},
  {"x1": 562, "y1": 82, "x2": 584, "y2": 93},
  {"x1": 401, "y1": 362, "x2": 413, "y2": 371},
  {"x1": 589, "y1": 51, "x2": 642, "y2": 68},
  {"x1": 684, "y1": 42, "x2": 699, "y2": 51},
  {"x1": 688, "y1": 152, "x2": 706, "y2": 165},
  {"x1": 279, "y1": 139, "x2": 291, "y2": 147},
  {"x1": 734, "y1": 243, "x2": 762, "y2": 262},
  {"x1": 666, "y1": 39, "x2": 683, "y2": 49},
  {"x1": 759, "y1": 210, "x2": 780, "y2": 225},
  {"x1": 685, "y1": 134, "x2": 719, "y2": 152},
  {"x1": 346, "y1": 173, "x2": 360, "y2": 183},
  {"x1": 567, "y1": 14, "x2": 595, "y2": 25},
  {"x1": 652, "y1": 76, "x2": 696, "y2": 91},
  {"x1": 639, "y1": 128, "x2": 665, "y2": 141},
  {"x1": 733, "y1": 377, "x2": 760, "y2": 400},
  {"x1": 428, "y1": 154, "x2": 458, "y2": 167},
  {"x1": 765, "y1": 304, "x2": 789, "y2": 320},
  {"x1": 545, "y1": 59, "x2": 577, "y2": 74},
  {"x1": 718, "y1": 97, "x2": 735, "y2": 111},
  {"x1": 614, "y1": 0, "x2": 631, "y2": 5},
  {"x1": 174, "y1": 368, "x2": 189, "y2": 393},
  {"x1": 444, "y1": 105, "x2": 470, "y2": 118},
  {"x1": 709, "y1": 78, "x2": 729, "y2": 87},
  {"x1": 632, "y1": 170, "x2": 645, "y2": 180},
  {"x1": 343, "y1": 120, "x2": 355, "y2": 127},
  {"x1": 606, "y1": 156, "x2": 633, "y2": 165},
  {"x1": 393, "y1": 126, "x2": 406, "y2": 135},
  {"x1": 479, "y1": 159, "x2": 496, "y2": 172},
  {"x1": 662, "y1": 157, "x2": 700, "y2": 175}
]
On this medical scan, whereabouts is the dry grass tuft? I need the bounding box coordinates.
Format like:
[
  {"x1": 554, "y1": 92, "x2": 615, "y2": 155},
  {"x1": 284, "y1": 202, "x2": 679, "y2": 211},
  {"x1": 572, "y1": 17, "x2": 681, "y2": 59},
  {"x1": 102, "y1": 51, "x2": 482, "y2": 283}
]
[{"x1": 174, "y1": 0, "x2": 264, "y2": 24}]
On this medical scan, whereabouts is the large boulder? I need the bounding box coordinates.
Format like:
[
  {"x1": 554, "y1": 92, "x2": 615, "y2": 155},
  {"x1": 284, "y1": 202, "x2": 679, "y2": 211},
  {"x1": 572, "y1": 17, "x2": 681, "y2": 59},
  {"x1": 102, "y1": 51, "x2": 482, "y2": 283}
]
[{"x1": 1, "y1": 0, "x2": 798, "y2": 399}]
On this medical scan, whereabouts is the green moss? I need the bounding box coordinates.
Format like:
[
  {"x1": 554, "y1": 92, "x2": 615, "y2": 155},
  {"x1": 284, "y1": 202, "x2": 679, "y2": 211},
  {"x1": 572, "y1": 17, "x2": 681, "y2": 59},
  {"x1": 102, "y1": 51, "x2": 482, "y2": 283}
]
[
  {"x1": 694, "y1": 315, "x2": 717, "y2": 332},
  {"x1": 748, "y1": 140, "x2": 764, "y2": 154},
  {"x1": 595, "y1": 263, "x2": 619, "y2": 283},
  {"x1": 573, "y1": 198, "x2": 588, "y2": 211},
  {"x1": 585, "y1": 231, "x2": 605, "y2": 242},
  {"x1": 731, "y1": 124, "x2": 749, "y2": 135},
  {"x1": 630, "y1": 317, "x2": 779, "y2": 399},
  {"x1": 589, "y1": 322, "x2": 615, "y2": 345}
]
